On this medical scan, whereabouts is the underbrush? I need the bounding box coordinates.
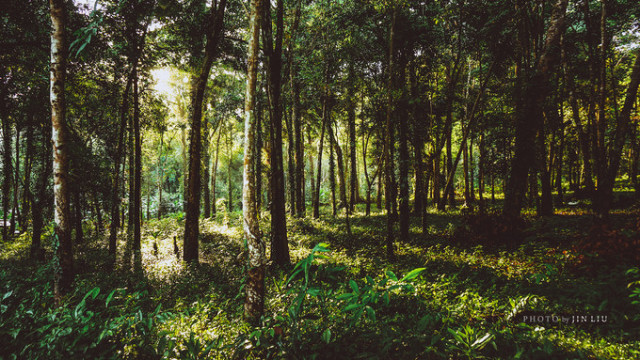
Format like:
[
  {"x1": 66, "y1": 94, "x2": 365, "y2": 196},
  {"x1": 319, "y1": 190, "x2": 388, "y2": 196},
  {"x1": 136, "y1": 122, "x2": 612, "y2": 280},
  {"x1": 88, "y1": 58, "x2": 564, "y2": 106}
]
[{"x1": 1, "y1": 204, "x2": 640, "y2": 359}]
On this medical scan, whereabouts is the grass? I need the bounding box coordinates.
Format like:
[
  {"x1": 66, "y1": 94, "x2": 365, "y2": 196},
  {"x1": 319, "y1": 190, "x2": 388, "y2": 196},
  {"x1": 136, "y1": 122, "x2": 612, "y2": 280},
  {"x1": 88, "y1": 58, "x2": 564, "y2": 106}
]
[{"x1": 0, "y1": 199, "x2": 639, "y2": 359}]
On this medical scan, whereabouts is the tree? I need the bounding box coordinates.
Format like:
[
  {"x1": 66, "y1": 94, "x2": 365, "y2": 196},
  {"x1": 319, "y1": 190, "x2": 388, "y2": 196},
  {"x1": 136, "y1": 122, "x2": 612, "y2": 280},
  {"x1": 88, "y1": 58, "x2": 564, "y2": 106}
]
[
  {"x1": 49, "y1": 0, "x2": 73, "y2": 304},
  {"x1": 262, "y1": 0, "x2": 289, "y2": 266},
  {"x1": 243, "y1": 0, "x2": 265, "y2": 326},
  {"x1": 503, "y1": 0, "x2": 569, "y2": 216},
  {"x1": 183, "y1": 0, "x2": 227, "y2": 264}
]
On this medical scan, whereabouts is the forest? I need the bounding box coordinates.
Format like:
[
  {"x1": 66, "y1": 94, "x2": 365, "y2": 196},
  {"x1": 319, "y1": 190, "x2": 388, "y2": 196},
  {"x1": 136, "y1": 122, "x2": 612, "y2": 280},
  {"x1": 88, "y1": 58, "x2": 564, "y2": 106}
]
[{"x1": 1, "y1": 0, "x2": 640, "y2": 358}]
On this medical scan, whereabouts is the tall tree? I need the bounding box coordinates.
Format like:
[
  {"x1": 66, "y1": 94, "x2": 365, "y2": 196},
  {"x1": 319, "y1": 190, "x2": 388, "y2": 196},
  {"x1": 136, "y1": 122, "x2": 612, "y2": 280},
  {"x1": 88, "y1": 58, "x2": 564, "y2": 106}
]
[
  {"x1": 243, "y1": 0, "x2": 265, "y2": 326},
  {"x1": 503, "y1": 0, "x2": 569, "y2": 215},
  {"x1": 50, "y1": 0, "x2": 73, "y2": 303},
  {"x1": 262, "y1": 0, "x2": 289, "y2": 265},
  {"x1": 183, "y1": 0, "x2": 227, "y2": 264}
]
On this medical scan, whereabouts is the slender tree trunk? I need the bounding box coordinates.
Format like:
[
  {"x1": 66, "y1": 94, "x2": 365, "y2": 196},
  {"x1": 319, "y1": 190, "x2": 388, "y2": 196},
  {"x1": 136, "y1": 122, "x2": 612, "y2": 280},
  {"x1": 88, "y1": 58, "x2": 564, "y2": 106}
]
[
  {"x1": 285, "y1": 107, "x2": 296, "y2": 214},
  {"x1": 243, "y1": 0, "x2": 265, "y2": 325},
  {"x1": 133, "y1": 68, "x2": 142, "y2": 270},
  {"x1": 1, "y1": 105, "x2": 11, "y2": 242},
  {"x1": 478, "y1": 133, "x2": 485, "y2": 212},
  {"x1": 597, "y1": 50, "x2": 640, "y2": 214},
  {"x1": 158, "y1": 130, "x2": 164, "y2": 219},
  {"x1": 184, "y1": 0, "x2": 227, "y2": 264},
  {"x1": 12, "y1": 126, "x2": 20, "y2": 233},
  {"x1": 50, "y1": 0, "x2": 73, "y2": 303},
  {"x1": 255, "y1": 100, "x2": 263, "y2": 211},
  {"x1": 347, "y1": 85, "x2": 357, "y2": 214},
  {"x1": 22, "y1": 123, "x2": 34, "y2": 230},
  {"x1": 329, "y1": 122, "x2": 347, "y2": 210},
  {"x1": 313, "y1": 99, "x2": 327, "y2": 218},
  {"x1": 31, "y1": 125, "x2": 51, "y2": 260},
  {"x1": 384, "y1": 7, "x2": 398, "y2": 261},
  {"x1": 504, "y1": 0, "x2": 569, "y2": 215},
  {"x1": 109, "y1": 72, "x2": 134, "y2": 258},
  {"x1": 212, "y1": 126, "x2": 222, "y2": 216},
  {"x1": 539, "y1": 124, "x2": 553, "y2": 216},
  {"x1": 555, "y1": 124, "x2": 565, "y2": 205},
  {"x1": 203, "y1": 114, "x2": 211, "y2": 218},
  {"x1": 329, "y1": 128, "x2": 337, "y2": 216},
  {"x1": 398, "y1": 61, "x2": 410, "y2": 241},
  {"x1": 227, "y1": 130, "x2": 233, "y2": 213}
]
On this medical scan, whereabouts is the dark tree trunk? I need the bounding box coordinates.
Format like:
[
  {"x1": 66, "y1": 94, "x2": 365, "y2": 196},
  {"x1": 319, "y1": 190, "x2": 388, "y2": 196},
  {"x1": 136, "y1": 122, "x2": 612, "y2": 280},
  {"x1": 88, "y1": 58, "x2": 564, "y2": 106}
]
[
  {"x1": 157, "y1": 130, "x2": 164, "y2": 219},
  {"x1": 73, "y1": 188, "x2": 83, "y2": 244},
  {"x1": 203, "y1": 113, "x2": 211, "y2": 218},
  {"x1": 31, "y1": 125, "x2": 51, "y2": 260},
  {"x1": 385, "y1": 7, "x2": 398, "y2": 261},
  {"x1": 12, "y1": 126, "x2": 20, "y2": 233},
  {"x1": 184, "y1": 0, "x2": 227, "y2": 264},
  {"x1": 133, "y1": 68, "x2": 142, "y2": 270},
  {"x1": 255, "y1": 100, "x2": 262, "y2": 210},
  {"x1": 262, "y1": 0, "x2": 288, "y2": 265},
  {"x1": 398, "y1": 62, "x2": 410, "y2": 241},
  {"x1": 504, "y1": 0, "x2": 569, "y2": 215},
  {"x1": 1, "y1": 103, "x2": 12, "y2": 242},
  {"x1": 109, "y1": 71, "x2": 134, "y2": 258},
  {"x1": 243, "y1": 0, "x2": 265, "y2": 325},
  {"x1": 329, "y1": 125, "x2": 337, "y2": 216}
]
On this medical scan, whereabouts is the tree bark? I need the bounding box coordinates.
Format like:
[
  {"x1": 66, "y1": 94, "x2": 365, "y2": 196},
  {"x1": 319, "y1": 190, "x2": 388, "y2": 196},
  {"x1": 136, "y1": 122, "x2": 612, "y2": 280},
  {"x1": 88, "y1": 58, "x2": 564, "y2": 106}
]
[
  {"x1": 243, "y1": 0, "x2": 265, "y2": 325},
  {"x1": 184, "y1": 0, "x2": 227, "y2": 264},
  {"x1": 384, "y1": 7, "x2": 398, "y2": 261},
  {"x1": 203, "y1": 113, "x2": 211, "y2": 218},
  {"x1": 503, "y1": 0, "x2": 569, "y2": 215},
  {"x1": 50, "y1": 0, "x2": 73, "y2": 303},
  {"x1": 1, "y1": 99, "x2": 12, "y2": 242},
  {"x1": 313, "y1": 99, "x2": 327, "y2": 218}
]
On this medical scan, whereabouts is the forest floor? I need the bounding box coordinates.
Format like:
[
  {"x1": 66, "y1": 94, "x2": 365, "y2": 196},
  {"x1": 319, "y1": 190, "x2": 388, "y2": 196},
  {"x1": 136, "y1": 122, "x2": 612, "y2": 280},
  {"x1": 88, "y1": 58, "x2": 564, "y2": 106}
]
[{"x1": 1, "y1": 195, "x2": 640, "y2": 359}]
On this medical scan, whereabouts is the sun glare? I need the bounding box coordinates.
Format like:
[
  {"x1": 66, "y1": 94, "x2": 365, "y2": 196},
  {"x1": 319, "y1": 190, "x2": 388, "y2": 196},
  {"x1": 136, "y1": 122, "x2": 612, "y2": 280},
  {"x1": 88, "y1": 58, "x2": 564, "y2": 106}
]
[{"x1": 151, "y1": 68, "x2": 175, "y2": 98}]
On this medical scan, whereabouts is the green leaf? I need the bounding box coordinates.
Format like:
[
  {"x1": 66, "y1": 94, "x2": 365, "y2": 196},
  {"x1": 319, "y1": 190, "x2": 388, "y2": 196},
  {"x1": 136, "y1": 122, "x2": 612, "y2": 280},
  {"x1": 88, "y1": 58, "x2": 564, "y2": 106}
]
[
  {"x1": 400, "y1": 268, "x2": 426, "y2": 282},
  {"x1": 386, "y1": 270, "x2": 398, "y2": 281},
  {"x1": 344, "y1": 303, "x2": 363, "y2": 312},
  {"x1": 337, "y1": 293, "x2": 354, "y2": 301},
  {"x1": 365, "y1": 306, "x2": 376, "y2": 322},
  {"x1": 105, "y1": 290, "x2": 116, "y2": 307},
  {"x1": 349, "y1": 280, "x2": 359, "y2": 293},
  {"x1": 321, "y1": 329, "x2": 331, "y2": 344}
]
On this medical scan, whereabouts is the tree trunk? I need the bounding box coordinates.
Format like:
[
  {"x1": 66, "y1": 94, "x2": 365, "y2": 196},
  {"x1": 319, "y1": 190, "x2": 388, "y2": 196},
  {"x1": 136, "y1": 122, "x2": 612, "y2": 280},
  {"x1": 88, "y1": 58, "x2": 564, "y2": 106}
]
[
  {"x1": 504, "y1": 0, "x2": 569, "y2": 215},
  {"x1": 12, "y1": 126, "x2": 20, "y2": 233},
  {"x1": 227, "y1": 130, "x2": 233, "y2": 212},
  {"x1": 31, "y1": 125, "x2": 51, "y2": 260},
  {"x1": 184, "y1": 0, "x2": 227, "y2": 264},
  {"x1": 50, "y1": 0, "x2": 73, "y2": 303},
  {"x1": 109, "y1": 71, "x2": 134, "y2": 258},
  {"x1": 398, "y1": 62, "x2": 410, "y2": 241},
  {"x1": 262, "y1": 0, "x2": 288, "y2": 265},
  {"x1": 133, "y1": 68, "x2": 142, "y2": 270},
  {"x1": 313, "y1": 99, "x2": 327, "y2": 218},
  {"x1": 243, "y1": 0, "x2": 265, "y2": 325},
  {"x1": 255, "y1": 99, "x2": 262, "y2": 211},
  {"x1": 212, "y1": 125, "x2": 222, "y2": 216},
  {"x1": 347, "y1": 85, "x2": 357, "y2": 214},
  {"x1": 1, "y1": 102, "x2": 12, "y2": 242},
  {"x1": 384, "y1": 7, "x2": 398, "y2": 261},
  {"x1": 203, "y1": 113, "x2": 211, "y2": 218},
  {"x1": 329, "y1": 122, "x2": 347, "y2": 210},
  {"x1": 328, "y1": 124, "x2": 337, "y2": 216},
  {"x1": 157, "y1": 129, "x2": 164, "y2": 219}
]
